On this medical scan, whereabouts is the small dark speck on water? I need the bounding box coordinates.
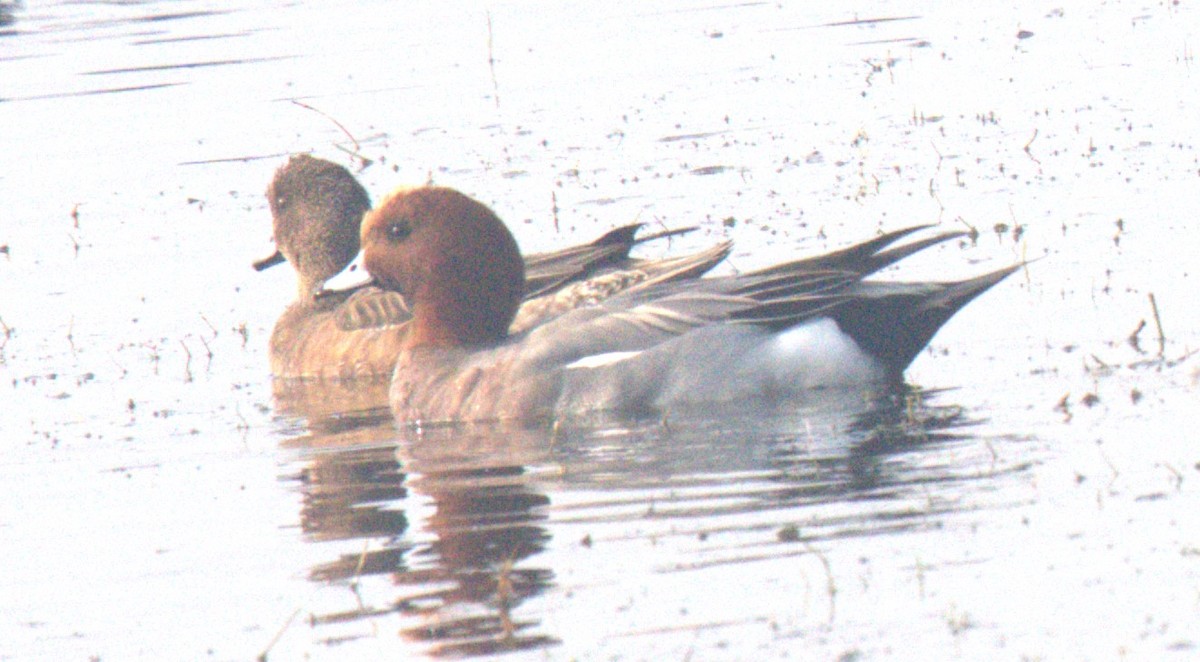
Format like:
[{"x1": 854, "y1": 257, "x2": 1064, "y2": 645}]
[
  {"x1": 1017, "y1": 30, "x2": 1035, "y2": 40},
  {"x1": 777, "y1": 524, "x2": 800, "y2": 542},
  {"x1": 580, "y1": 534, "x2": 592, "y2": 548}
]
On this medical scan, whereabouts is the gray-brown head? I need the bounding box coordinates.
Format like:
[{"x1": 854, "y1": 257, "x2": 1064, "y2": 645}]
[{"x1": 255, "y1": 154, "x2": 371, "y2": 299}]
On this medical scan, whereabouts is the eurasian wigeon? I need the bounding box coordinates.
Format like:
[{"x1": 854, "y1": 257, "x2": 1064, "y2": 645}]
[
  {"x1": 256, "y1": 155, "x2": 730, "y2": 379},
  {"x1": 321, "y1": 186, "x2": 1020, "y2": 423}
]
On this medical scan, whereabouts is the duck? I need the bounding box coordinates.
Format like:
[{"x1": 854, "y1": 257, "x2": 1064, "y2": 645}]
[
  {"x1": 255, "y1": 154, "x2": 730, "y2": 379},
  {"x1": 319, "y1": 186, "x2": 1021, "y2": 423}
]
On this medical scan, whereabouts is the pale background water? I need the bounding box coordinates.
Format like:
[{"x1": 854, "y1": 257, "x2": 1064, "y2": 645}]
[{"x1": 1, "y1": 1, "x2": 1197, "y2": 660}]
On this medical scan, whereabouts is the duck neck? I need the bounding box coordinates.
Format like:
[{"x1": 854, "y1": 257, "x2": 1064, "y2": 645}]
[{"x1": 406, "y1": 279, "x2": 521, "y2": 349}]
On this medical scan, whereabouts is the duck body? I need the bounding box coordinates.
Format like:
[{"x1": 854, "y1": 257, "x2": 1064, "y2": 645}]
[
  {"x1": 255, "y1": 154, "x2": 399, "y2": 379},
  {"x1": 321, "y1": 186, "x2": 1019, "y2": 424},
  {"x1": 389, "y1": 316, "x2": 883, "y2": 422}
]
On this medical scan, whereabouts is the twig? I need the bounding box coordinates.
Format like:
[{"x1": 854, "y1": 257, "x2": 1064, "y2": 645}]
[
  {"x1": 486, "y1": 12, "x2": 500, "y2": 108},
  {"x1": 1127, "y1": 319, "x2": 1146, "y2": 353},
  {"x1": 0, "y1": 314, "x2": 10, "y2": 361},
  {"x1": 1097, "y1": 441, "x2": 1119, "y2": 491},
  {"x1": 332, "y1": 143, "x2": 374, "y2": 169},
  {"x1": 551, "y1": 190, "x2": 560, "y2": 232},
  {"x1": 291, "y1": 100, "x2": 358, "y2": 151},
  {"x1": 803, "y1": 542, "x2": 837, "y2": 625},
  {"x1": 352, "y1": 540, "x2": 370, "y2": 586},
  {"x1": 180, "y1": 339, "x2": 193, "y2": 383},
  {"x1": 928, "y1": 142, "x2": 945, "y2": 220},
  {"x1": 955, "y1": 216, "x2": 979, "y2": 243},
  {"x1": 495, "y1": 550, "x2": 518, "y2": 640},
  {"x1": 1159, "y1": 462, "x2": 1183, "y2": 490},
  {"x1": 235, "y1": 403, "x2": 250, "y2": 445},
  {"x1": 199, "y1": 313, "x2": 218, "y2": 339},
  {"x1": 198, "y1": 335, "x2": 214, "y2": 373},
  {"x1": 349, "y1": 539, "x2": 370, "y2": 610},
  {"x1": 1023, "y1": 128, "x2": 1041, "y2": 165},
  {"x1": 258, "y1": 608, "x2": 303, "y2": 662},
  {"x1": 66, "y1": 316, "x2": 77, "y2": 356},
  {"x1": 237, "y1": 323, "x2": 249, "y2": 347},
  {"x1": 1148, "y1": 293, "x2": 1165, "y2": 357},
  {"x1": 863, "y1": 58, "x2": 881, "y2": 87},
  {"x1": 290, "y1": 100, "x2": 372, "y2": 167},
  {"x1": 146, "y1": 341, "x2": 161, "y2": 375}
]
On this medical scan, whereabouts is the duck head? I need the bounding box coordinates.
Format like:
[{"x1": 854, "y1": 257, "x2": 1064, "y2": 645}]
[
  {"x1": 254, "y1": 154, "x2": 371, "y2": 299},
  {"x1": 326, "y1": 187, "x2": 525, "y2": 349}
]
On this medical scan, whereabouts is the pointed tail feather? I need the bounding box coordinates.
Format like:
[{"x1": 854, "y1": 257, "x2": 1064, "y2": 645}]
[
  {"x1": 832, "y1": 264, "x2": 1022, "y2": 374},
  {"x1": 746, "y1": 224, "x2": 935, "y2": 278},
  {"x1": 917, "y1": 263, "x2": 1022, "y2": 315},
  {"x1": 634, "y1": 240, "x2": 733, "y2": 289},
  {"x1": 864, "y1": 231, "x2": 966, "y2": 276},
  {"x1": 632, "y1": 225, "x2": 698, "y2": 245}
]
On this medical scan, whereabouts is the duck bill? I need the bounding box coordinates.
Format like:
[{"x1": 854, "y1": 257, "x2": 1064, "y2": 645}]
[
  {"x1": 252, "y1": 247, "x2": 286, "y2": 271},
  {"x1": 316, "y1": 251, "x2": 375, "y2": 299}
]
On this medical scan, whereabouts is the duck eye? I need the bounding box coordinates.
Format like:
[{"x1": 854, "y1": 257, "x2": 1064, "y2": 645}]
[{"x1": 386, "y1": 220, "x2": 413, "y2": 242}]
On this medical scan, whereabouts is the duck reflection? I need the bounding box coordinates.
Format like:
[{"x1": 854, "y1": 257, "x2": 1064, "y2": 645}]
[
  {"x1": 272, "y1": 378, "x2": 561, "y2": 655},
  {"x1": 393, "y1": 425, "x2": 562, "y2": 656},
  {"x1": 273, "y1": 379, "x2": 412, "y2": 585},
  {"x1": 272, "y1": 377, "x2": 991, "y2": 657}
]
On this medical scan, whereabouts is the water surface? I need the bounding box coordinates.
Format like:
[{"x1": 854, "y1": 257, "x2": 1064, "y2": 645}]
[{"x1": 1, "y1": 1, "x2": 1197, "y2": 659}]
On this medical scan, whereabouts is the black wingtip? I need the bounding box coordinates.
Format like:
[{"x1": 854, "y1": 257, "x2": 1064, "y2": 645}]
[
  {"x1": 833, "y1": 263, "x2": 1022, "y2": 374},
  {"x1": 919, "y1": 263, "x2": 1023, "y2": 315}
]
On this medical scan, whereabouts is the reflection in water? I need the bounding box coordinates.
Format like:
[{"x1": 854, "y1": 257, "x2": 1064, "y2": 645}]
[
  {"x1": 274, "y1": 378, "x2": 563, "y2": 655},
  {"x1": 82, "y1": 55, "x2": 295, "y2": 76},
  {"x1": 0, "y1": 2, "x2": 21, "y2": 32},
  {"x1": 397, "y1": 457, "x2": 559, "y2": 657},
  {"x1": 272, "y1": 380, "x2": 1021, "y2": 657},
  {"x1": 273, "y1": 380, "x2": 411, "y2": 604}
]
